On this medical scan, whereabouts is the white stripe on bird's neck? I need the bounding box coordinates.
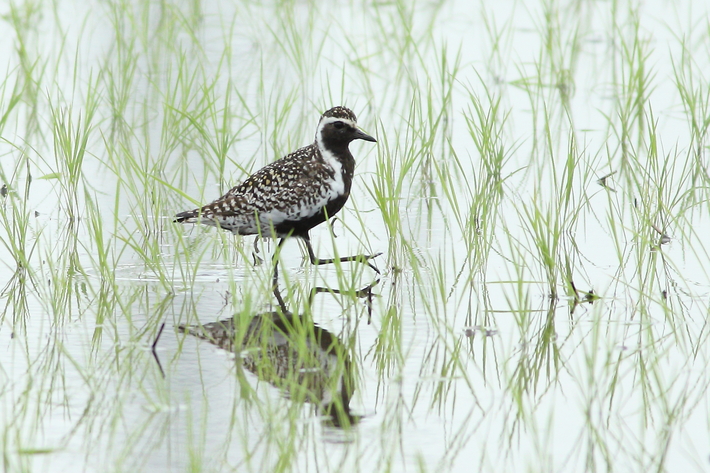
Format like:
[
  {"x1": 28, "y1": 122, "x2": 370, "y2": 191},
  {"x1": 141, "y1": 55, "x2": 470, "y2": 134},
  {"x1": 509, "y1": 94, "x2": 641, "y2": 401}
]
[{"x1": 315, "y1": 116, "x2": 357, "y2": 196}]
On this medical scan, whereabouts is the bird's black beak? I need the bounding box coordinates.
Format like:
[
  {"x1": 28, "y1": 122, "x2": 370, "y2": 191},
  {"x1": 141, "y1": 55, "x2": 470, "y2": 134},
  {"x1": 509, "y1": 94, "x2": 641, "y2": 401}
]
[{"x1": 354, "y1": 128, "x2": 377, "y2": 143}]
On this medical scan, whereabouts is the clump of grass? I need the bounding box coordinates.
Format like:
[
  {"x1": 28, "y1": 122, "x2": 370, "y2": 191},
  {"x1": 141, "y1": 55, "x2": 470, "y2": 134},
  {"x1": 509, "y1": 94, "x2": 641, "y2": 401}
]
[
  {"x1": 0, "y1": 153, "x2": 37, "y2": 329},
  {"x1": 671, "y1": 35, "x2": 710, "y2": 205},
  {"x1": 5, "y1": 0, "x2": 47, "y2": 136},
  {"x1": 458, "y1": 81, "x2": 513, "y2": 274},
  {"x1": 47, "y1": 92, "x2": 99, "y2": 220}
]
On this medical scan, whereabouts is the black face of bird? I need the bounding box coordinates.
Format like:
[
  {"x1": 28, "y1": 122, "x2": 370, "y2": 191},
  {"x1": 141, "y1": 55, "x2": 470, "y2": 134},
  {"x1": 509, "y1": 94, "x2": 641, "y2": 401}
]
[{"x1": 317, "y1": 116, "x2": 377, "y2": 148}]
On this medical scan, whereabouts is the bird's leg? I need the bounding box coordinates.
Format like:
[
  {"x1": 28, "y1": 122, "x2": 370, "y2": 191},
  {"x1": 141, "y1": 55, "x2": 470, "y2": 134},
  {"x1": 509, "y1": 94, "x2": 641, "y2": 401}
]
[
  {"x1": 252, "y1": 236, "x2": 263, "y2": 266},
  {"x1": 303, "y1": 233, "x2": 382, "y2": 274},
  {"x1": 308, "y1": 277, "x2": 379, "y2": 322},
  {"x1": 272, "y1": 238, "x2": 288, "y2": 314}
]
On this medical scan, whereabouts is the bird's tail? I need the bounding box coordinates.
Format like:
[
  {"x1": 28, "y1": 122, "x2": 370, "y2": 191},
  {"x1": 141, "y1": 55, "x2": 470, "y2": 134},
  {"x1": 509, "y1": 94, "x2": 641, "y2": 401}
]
[{"x1": 174, "y1": 209, "x2": 199, "y2": 223}]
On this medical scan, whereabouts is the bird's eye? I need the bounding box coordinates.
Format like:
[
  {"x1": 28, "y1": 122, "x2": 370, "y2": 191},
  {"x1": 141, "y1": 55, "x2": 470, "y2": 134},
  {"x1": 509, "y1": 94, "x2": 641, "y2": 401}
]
[{"x1": 333, "y1": 121, "x2": 345, "y2": 129}]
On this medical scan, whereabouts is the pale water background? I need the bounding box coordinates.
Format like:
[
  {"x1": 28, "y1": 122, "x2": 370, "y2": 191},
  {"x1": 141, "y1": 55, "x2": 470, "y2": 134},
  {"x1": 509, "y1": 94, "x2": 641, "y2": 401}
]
[{"x1": 1, "y1": 0, "x2": 710, "y2": 472}]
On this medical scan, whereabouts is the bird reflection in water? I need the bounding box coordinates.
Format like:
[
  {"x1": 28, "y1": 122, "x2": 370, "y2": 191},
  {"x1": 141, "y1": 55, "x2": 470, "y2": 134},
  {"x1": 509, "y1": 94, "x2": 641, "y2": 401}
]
[{"x1": 179, "y1": 310, "x2": 359, "y2": 428}]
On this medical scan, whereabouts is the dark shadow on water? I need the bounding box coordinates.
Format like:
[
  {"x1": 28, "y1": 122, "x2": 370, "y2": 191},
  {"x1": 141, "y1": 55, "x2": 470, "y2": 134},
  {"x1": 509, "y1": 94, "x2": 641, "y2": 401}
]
[{"x1": 178, "y1": 310, "x2": 359, "y2": 428}]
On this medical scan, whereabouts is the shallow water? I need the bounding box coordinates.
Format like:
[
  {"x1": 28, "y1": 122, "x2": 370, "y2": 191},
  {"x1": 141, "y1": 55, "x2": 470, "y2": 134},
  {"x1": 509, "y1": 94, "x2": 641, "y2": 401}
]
[{"x1": 1, "y1": 0, "x2": 710, "y2": 472}]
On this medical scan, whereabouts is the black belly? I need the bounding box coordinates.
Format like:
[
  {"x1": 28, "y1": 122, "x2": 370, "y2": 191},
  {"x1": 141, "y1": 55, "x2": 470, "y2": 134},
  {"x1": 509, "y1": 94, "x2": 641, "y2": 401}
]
[{"x1": 274, "y1": 194, "x2": 348, "y2": 238}]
